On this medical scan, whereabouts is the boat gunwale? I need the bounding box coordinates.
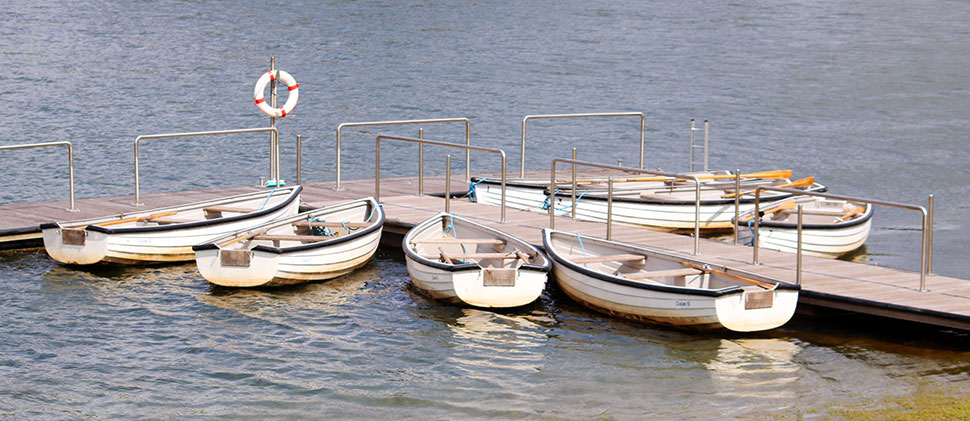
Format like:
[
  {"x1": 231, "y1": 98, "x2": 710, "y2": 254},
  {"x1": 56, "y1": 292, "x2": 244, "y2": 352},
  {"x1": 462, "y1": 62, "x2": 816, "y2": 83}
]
[
  {"x1": 40, "y1": 186, "x2": 303, "y2": 235},
  {"x1": 737, "y1": 202, "x2": 875, "y2": 230},
  {"x1": 542, "y1": 229, "x2": 799, "y2": 298}
]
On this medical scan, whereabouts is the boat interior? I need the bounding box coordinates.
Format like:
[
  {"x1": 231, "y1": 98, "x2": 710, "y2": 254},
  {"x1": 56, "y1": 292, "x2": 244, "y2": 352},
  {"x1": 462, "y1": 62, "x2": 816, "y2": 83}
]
[
  {"x1": 751, "y1": 196, "x2": 869, "y2": 225},
  {"x1": 410, "y1": 215, "x2": 542, "y2": 272},
  {"x1": 219, "y1": 199, "x2": 379, "y2": 251}
]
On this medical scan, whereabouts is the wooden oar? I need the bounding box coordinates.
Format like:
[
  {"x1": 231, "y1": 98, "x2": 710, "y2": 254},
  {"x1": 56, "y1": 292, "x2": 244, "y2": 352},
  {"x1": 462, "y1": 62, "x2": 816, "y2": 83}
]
[
  {"x1": 836, "y1": 205, "x2": 865, "y2": 222},
  {"x1": 513, "y1": 248, "x2": 531, "y2": 263},
  {"x1": 740, "y1": 200, "x2": 796, "y2": 223},
  {"x1": 680, "y1": 262, "x2": 774, "y2": 290},
  {"x1": 723, "y1": 177, "x2": 814, "y2": 199},
  {"x1": 96, "y1": 211, "x2": 178, "y2": 227},
  {"x1": 558, "y1": 170, "x2": 792, "y2": 185}
]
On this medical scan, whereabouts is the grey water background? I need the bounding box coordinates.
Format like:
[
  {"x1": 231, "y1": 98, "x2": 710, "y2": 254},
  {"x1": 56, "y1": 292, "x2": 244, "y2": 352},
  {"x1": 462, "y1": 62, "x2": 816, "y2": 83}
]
[{"x1": 1, "y1": 0, "x2": 968, "y2": 418}]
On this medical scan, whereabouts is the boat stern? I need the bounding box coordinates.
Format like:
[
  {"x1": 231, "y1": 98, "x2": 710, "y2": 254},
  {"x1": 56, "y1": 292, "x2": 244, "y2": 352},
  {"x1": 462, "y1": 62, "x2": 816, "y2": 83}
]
[
  {"x1": 41, "y1": 224, "x2": 108, "y2": 265},
  {"x1": 714, "y1": 287, "x2": 799, "y2": 332},
  {"x1": 453, "y1": 267, "x2": 547, "y2": 308},
  {"x1": 194, "y1": 245, "x2": 280, "y2": 287}
]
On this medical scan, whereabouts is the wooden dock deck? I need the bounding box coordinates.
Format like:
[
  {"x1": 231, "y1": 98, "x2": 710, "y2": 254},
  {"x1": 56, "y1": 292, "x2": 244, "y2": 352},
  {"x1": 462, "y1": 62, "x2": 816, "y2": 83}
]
[{"x1": 2, "y1": 174, "x2": 968, "y2": 332}]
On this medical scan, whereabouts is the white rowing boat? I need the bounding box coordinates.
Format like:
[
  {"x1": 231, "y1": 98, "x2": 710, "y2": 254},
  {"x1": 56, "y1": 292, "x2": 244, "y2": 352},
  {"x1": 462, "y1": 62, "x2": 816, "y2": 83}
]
[
  {"x1": 542, "y1": 229, "x2": 799, "y2": 332},
  {"x1": 735, "y1": 196, "x2": 873, "y2": 258},
  {"x1": 41, "y1": 186, "x2": 302, "y2": 265},
  {"x1": 470, "y1": 170, "x2": 825, "y2": 232},
  {"x1": 193, "y1": 197, "x2": 384, "y2": 287},
  {"x1": 403, "y1": 213, "x2": 551, "y2": 308}
]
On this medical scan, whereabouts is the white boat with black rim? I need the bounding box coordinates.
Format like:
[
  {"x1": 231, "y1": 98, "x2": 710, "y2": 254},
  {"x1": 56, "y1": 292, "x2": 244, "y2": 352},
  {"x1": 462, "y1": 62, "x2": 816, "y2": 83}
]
[
  {"x1": 403, "y1": 213, "x2": 551, "y2": 308},
  {"x1": 470, "y1": 170, "x2": 825, "y2": 232},
  {"x1": 736, "y1": 196, "x2": 873, "y2": 258},
  {"x1": 542, "y1": 229, "x2": 799, "y2": 332},
  {"x1": 193, "y1": 197, "x2": 384, "y2": 287},
  {"x1": 40, "y1": 186, "x2": 302, "y2": 265}
]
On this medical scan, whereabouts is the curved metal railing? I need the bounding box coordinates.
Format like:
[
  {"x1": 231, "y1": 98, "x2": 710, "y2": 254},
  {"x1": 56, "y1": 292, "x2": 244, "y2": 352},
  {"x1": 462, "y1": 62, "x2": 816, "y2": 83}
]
[{"x1": 0, "y1": 141, "x2": 77, "y2": 211}]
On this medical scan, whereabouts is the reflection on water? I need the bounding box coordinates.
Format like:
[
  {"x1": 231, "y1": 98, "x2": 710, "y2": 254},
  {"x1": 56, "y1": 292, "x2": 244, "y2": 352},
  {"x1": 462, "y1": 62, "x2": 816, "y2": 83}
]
[{"x1": 705, "y1": 338, "x2": 802, "y2": 400}]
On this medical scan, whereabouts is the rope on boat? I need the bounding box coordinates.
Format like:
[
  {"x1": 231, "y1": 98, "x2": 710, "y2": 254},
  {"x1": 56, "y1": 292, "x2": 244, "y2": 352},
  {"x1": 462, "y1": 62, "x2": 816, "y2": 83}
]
[
  {"x1": 257, "y1": 185, "x2": 279, "y2": 210},
  {"x1": 575, "y1": 232, "x2": 589, "y2": 268},
  {"x1": 442, "y1": 213, "x2": 467, "y2": 255},
  {"x1": 464, "y1": 178, "x2": 489, "y2": 201},
  {"x1": 540, "y1": 189, "x2": 586, "y2": 212}
]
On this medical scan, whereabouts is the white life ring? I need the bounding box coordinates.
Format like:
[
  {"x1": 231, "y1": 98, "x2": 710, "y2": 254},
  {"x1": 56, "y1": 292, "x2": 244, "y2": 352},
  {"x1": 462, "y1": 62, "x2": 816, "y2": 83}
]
[{"x1": 253, "y1": 70, "x2": 299, "y2": 118}]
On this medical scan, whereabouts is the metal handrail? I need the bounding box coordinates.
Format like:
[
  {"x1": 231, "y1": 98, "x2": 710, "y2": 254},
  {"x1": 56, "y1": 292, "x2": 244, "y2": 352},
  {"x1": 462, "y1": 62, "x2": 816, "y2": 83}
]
[
  {"x1": 521, "y1": 112, "x2": 646, "y2": 178},
  {"x1": 746, "y1": 186, "x2": 933, "y2": 291},
  {"x1": 375, "y1": 135, "x2": 508, "y2": 222},
  {"x1": 337, "y1": 118, "x2": 471, "y2": 190},
  {"x1": 133, "y1": 127, "x2": 279, "y2": 205},
  {"x1": 550, "y1": 159, "x2": 702, "y2": 254},
  {"x1": 689, "y1": 119, "x2": 709, "y2": 172},
  {"x1": 0, "y1": 141, "x2": 77, "y2": 212}
]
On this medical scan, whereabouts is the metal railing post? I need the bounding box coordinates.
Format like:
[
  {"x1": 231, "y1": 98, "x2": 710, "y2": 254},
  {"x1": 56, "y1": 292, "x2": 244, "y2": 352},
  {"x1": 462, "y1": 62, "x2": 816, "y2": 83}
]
[
  {"x1": 703, "y1": 120, "x2": 709, "y2": 171},
  {"x1": 337, "y1": 118, "x2": 472, "y2": 191},
  {"x1": 753, "y1": 189, "x2": 761, "y2": 264},
  {"x1": 607, "y1": 177, "x2": 614, "y2": 240},
  {"x1": 296, "y1": 135, "x2": 302, "y2": 185},
  {"x1": 133, "y1": 127, "x2": 278, "y2": 206},
  {"x1": 445, "y1": 155, "x2": 451, "y2": 213},
  {"x1": 733, "y1": 169, "x2": 741, "y2": 245},
  {"x1": 418, "y1": 128, "x2": 424, "y2": 196},
  {"x1": 521, "y1": 112, "x2": 647, "y2": 177},
  {"x1": 0, "y1": 141, "x2": 78, "y2": 212},
  {"x1": 927, "y1": 194, "x2": 934, "y2": 274},
  {"x1": 797, "y1": 204, "x2": 803, "y2": 285},
  {"x1": 549, "y1": 162, "x2": 557, "y2": 229},
  {"x1": 571, "y1": 148, "x2": 577, "y2": 219}
]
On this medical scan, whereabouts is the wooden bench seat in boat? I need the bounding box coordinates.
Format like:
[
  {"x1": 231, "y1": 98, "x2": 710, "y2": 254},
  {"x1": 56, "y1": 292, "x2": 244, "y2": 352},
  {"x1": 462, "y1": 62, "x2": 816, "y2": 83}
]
[
  {"x1": 203, "y1": 206, "x2": 258, "y2": 214},
  {"x1": 253, "y1": 234, "x2": 330, "y2": 243},
  {"x1": 571, "y1": 254, "x2": 646, "y2": 264},
  {"x1": 410, "y1": 238, "x2": 506, "y2": 245},
  {"x1": 622, "y1": 267, "x2": 703, "y2": 280},
  {"x1": 421, "y1": 252, "x2": 525, "y2": 261},
  {"x1": 291, "y1": 221, "x2": 372, "y2": 229}
]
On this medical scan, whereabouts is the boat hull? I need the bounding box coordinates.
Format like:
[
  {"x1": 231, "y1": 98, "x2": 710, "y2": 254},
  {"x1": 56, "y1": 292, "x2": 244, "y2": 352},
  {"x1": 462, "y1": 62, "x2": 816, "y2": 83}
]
[
  {"x1": 403, "y1": 213, "x2": 551, "y2": 308},
  {"x1": 41, "y1": 187, "x2": 303, "y2": 265}
]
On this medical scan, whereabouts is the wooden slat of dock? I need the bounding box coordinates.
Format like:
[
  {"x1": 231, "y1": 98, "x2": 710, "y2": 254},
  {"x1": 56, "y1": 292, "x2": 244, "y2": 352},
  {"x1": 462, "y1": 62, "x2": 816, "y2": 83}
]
[{"x1": 1, "y1": 174, "x2": 968, "y2": 331}]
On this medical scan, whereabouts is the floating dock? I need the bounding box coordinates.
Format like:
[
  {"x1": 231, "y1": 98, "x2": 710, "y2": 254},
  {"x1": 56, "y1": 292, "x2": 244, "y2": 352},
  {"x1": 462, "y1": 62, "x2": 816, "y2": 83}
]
[{"x1": 2, "y1": 172, "x2": 967, "y2": 332}]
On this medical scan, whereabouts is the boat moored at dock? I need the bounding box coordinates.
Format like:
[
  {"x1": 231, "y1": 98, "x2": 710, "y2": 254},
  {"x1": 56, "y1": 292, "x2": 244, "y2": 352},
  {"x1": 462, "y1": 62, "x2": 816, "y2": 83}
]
[
  {"x1": 403, "y1": 213, "x2": 551, "y2": 308},
  {"x1": 542, "y1": 229, "x2": 800, "y2": 332},
  {"x1": 736, "y1": 196, "x2": 873, "y2": 258},
  {"x1": 40, "y1": 186, "x2": 302, "y2": 265},
  {"x1": 193, "y1": 197, "x2": 384, "y2": 287}
]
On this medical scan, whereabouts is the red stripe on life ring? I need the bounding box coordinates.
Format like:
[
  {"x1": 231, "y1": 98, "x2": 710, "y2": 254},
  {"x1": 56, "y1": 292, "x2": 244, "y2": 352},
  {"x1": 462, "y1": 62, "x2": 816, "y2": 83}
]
[
  {"x1": 288, "y1": 83, "x2": 299, "y2": 91},
  {"x1": 279, "y1": 108, "x2": 286, "y2": 118},
  {"x1": 254, "y1": 98, "x2": 265, "y2": 104}
]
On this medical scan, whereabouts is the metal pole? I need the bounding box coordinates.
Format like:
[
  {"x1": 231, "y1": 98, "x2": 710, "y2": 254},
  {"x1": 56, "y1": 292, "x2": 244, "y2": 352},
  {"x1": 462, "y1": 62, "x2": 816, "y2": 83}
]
[
  {"x1": 920, "y1": 208, "x2": 928, "y2": 292},
  {"x1": 445, "y1": 155, "x2": 451, "y2": 214},
  {"x1": 465, "y1": 122, "x2": 471, "y2": 182},
  {"x1": 927, "y1": 194, "x2": 934, "y2": 274},
  {"x1": 733, "y1": 169, "x2": 740, "y2": 245},
  {"x1": 335, "y1": 129, "x2": 342, "y2": 191},
  {"x1": 753, "y1": 188, "x2": 761, "y2": 264},
  {"x1": 500, "y1": 152, "x2": 507, "y2": 223},
  {"x1": 134, "y1": 141, "x2": 142, "y2": 206},
  {"x1": 693, "y1": 178, "x2": 700, "y2": 255},
  {"x1": 67, "y1": 143, "x2": 76, "y2": 211},
  {"x1": 607, "y1": 177, "x2": 614, "y2": 240},
  {"x1": 617, "y1": 159, "x2": 622, "y2": 166},
  {"x1": 418, "y1": 128, "x2": 424, "y2": 196},
  {"x1": 549, "y1": 163, "x2": 556, "y2": 229},
  {"x1": 269, "y1": 57, "x2": 277, "y2": 186},
  {"x1": 570, "y1": 148, "x2": 577, "y2": 219},
  {"x1": 296, "y1": 135, "x2": 302, "y2": 185},
  {"x1": 639, "y1": 113, "x2": 645, "y2": 169},
  {"x1": 520, "y1": 118, "x2": 528, "y2": 178},
  {"x1": 797, "y1": 204, "x2": 803, "y2": 285}
]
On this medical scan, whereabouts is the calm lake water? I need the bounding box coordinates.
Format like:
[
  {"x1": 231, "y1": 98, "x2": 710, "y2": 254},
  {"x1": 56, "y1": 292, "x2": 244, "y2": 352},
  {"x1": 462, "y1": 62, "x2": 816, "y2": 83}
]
[{"x1": 1, "y1": 0, "x2": 968, "y2": 418}]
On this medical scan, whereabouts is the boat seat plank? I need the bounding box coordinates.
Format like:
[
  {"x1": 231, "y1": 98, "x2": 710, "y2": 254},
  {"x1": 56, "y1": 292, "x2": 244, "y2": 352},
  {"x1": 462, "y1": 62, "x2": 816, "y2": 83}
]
[
  {"x1": 623, "y1": 268, "x2": 703, "y2": 279},
  {"x1": 778, "y1": 208, "x2": 846, "y2": 216},
  {"x1": 292, "y1": 221, "x2": 371, "y2": 229},
  {"x1": 571, "y1": 254, "x2": 646, "y2": 264},
  {"x1": 421, "y1": 252, "x2": 521, "y2": 260},
  {"x1": 203, "y1": 206, "x2": 257, "y2": 214},
  {"x1": 253, "y1": 234, "x2": 330, "y2": 243},
  {"x1": 411, "y1": 238, "x2": 505, "y2": 245}
]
